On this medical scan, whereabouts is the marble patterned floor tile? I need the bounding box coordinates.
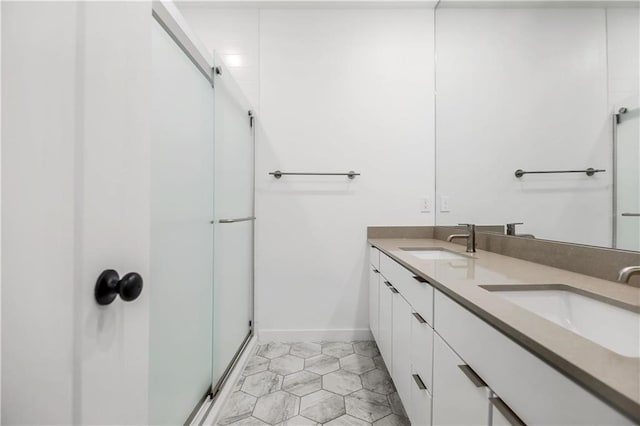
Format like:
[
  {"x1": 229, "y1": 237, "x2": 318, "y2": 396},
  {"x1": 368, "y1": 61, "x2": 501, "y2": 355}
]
[
  {"x1": 276, "y1": 415, "x2": 320, "y2": 426},
  {"x1": 387, "y1": 392, "x2": 407, "y2": 418},
  {"x1": 340, "y1": 354, "x2": 376, "y2": 375},
  {"x1": 218, "y1": 392, "x2": 258, "y2": 425},
  {"x1": 304, "y1": 354, "x2": 340, "y2": 375},
  {"x1": 322, "y1": 342, "x2": 355, "y2": 358},
  {"x1": 373, "y1": 414, "x2": 410, "y2": 426},
  {"x1": 372, "y1": 356, "x2": 388, "y2": 373},
  {"x1": 299, "y1": 390, "x2": 346, "y2": 424},
  {"x1": 290, "y1": 342, "x2": 322, "y2": 359},
  {"x1": 353, "y1": 341, "x2": 380, "y2": 358},
  {"x1": 322, "y1": 369, "x2": 362, "y2": 396},
  {"x1": 258, "y1": 343, "x2": 291, "y2": 360},
  {"x1": 361, "y1": 369, "x2": 395, "y2": 395},
  {"x1": 324, "y1": 414, "x2": 371, "y2": 426},
  {"x1": 227, "y1": 416, "x2": 270, "y2": 426},
  {"x1": 253, "y1": 391, "x2": 300, "y2": 425},
  {"x1": 269, "y1": 354, "x2": 305, "y2": 376},
  {"x1": 282, "y1": 371, "x2": 322, "y2": 397},
  {"x1": 345, "y1": 389, "x2": 392, "y2": 423},
  {"x1": 244, "y1": 356, "x2": 271, "y2": 376},
  {"x1": 242, "y1": 370, "x2": 283, "y2": 397}
]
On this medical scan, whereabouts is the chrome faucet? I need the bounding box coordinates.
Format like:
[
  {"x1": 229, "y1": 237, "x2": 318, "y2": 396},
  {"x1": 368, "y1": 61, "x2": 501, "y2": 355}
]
[
  {"x1": 617, "y1": 266, "x2": 640, "y2": 284},
  {"x1": 506, "y1": 222, "x2": 535, "y2": 239},
  {"x1": 447, "y1": 223, "x2": 476, "y2": 253}
]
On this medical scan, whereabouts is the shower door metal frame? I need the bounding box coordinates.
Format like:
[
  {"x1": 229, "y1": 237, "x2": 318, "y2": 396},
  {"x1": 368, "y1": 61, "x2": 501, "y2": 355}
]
[{"x1": 151, "y1": 2, "x2": 256, "y2": 424}]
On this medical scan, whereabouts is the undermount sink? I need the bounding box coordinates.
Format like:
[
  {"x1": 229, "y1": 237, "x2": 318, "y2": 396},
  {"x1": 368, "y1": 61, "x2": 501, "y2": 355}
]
[
  {"x1": 400, "y1": 247, "x2": 469, "y2": 261},
  {"x1": 482, "y1": 285, "x2": 640, "y2": 358}
]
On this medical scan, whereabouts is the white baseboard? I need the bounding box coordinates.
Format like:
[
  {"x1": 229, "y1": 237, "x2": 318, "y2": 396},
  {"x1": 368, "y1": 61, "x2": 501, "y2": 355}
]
[
  {"x1": 257, "y1": 328, "x2": 373, "y2": 343},
  {"x1": 201, "y1": 335, "x2": 258, "y2": 426}
]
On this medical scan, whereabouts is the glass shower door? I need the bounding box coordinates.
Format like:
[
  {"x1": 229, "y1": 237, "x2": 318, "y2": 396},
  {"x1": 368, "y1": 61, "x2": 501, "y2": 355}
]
[
  {"x1": 149, "y1": 19, "x2": 214, "y2": 424},
  {"x1": 615, "y1": 105, "x2": 640, "y2": 251},
  {"x1": 212, "y1": 58, "x2": 255, "y2": 390}
]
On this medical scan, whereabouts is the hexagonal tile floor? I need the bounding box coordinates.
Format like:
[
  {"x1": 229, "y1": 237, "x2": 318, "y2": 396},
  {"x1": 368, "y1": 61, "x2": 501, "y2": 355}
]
[{"x1": 216, "y1": 341, "x2": 410, "y2": 426}]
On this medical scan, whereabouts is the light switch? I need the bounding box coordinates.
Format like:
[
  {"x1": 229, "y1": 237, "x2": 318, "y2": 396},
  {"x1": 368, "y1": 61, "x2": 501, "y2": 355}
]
[
  {"x1": 420, "y1": 197, "x2": 431, "y2": 213},
  {"x1": 440, "y1": 196, "x2": 451, "y2": 212}
]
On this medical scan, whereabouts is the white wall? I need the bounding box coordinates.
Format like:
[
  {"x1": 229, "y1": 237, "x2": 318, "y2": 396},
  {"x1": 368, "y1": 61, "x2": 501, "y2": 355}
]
[
  {"x1": 181, "y1": 6, "x2": 436, "y2": 340},
  {"x1": 434, "y1": 8, "x2": 611, "y2": 247},
  {"x1": 178, "y1": 7, "x2": 261, "y2": 108}
]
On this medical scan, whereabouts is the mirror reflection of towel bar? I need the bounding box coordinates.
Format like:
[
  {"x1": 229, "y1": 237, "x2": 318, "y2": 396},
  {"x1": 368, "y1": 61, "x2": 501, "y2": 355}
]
[
  {"x1": 269, "y1": 170, "x2": 360, "y2": 179},
  {"x1": 514, "y1": 168, "x2": 605, "y2": 178}
]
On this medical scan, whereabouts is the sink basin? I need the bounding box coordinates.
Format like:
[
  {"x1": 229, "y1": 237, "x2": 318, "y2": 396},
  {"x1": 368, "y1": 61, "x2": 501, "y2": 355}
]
[
  {"x1": 482, "y1": 285, "x2": 640, "y2": 358},
  {"x1": 400, "y1": 247, "x2": 469, "y2": 261}
]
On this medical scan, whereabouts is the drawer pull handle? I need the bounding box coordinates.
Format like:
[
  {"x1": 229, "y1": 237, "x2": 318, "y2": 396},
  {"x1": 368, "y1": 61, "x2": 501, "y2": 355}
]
[
  {"x1": 412, "y1": 312, "x2": 427, "y2": 324},
  {"x1": 373, "y1": 268, "x2": 380, "y2": 273},
  {"x1": 384, "y1": 281, "x2": 399, "y2": 293},
  {"x1": 412, "y1": 275, "x2": 429, "y2": 283},
  {"x1": 412, "y1": 374, "x2": 427, "y2": 390},
  {"x1": 490, "y1": 397, "x2": 526, "y2": 426},
  {"x1": 457, "y1": 364, "x2": 487, "y2": 388}
]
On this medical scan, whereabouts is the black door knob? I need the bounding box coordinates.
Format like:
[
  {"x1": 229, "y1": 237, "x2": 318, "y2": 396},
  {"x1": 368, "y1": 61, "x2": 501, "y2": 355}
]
[{"x1": 95, "y1": 269, "x2": 143, "y2": 305}]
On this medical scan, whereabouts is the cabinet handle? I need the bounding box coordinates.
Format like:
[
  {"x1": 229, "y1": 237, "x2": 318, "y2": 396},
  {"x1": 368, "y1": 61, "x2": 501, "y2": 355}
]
[
  {"x1": 384, "y1": 281, "x2": 399, "y2": 293},
  {"x1": 412, "y1": 312, "x2": 427, "y2": 324},
  {"x1": 412, "y1": 275, "x2": 429, "y2": 283},
  {"x1": 457, "y1": 364, "x2": 487, "y2": 388},
  {"x1": 490, "y1": 397, "x2": 526, "y2": 426},
  {"x1": 412, "y1": 374, "x2": 427, "y2": 390},
  {"x1": 372, "y1": 268, "x2": 380, "y2": 273}
]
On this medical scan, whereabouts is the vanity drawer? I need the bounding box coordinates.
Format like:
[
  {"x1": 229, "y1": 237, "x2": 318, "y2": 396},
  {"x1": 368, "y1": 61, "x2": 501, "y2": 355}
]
[
  {"x1": 411, "y1": 309, "x2": 433, "y2": 395},
  {"x1": 370, "y1": 245, "x2": 380, "y2": 269},
  {"x1": 434, "y1": 290, "x2": 633, "y2": 425},
  {"x1": 380, "y1": 253, "x2": 433, "y2": 326}
]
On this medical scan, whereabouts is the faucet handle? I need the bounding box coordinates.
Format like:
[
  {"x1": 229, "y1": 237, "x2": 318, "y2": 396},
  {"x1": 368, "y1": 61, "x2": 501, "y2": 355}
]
[{"x1": 506, "y1": 222, "x2": 524, "y2": 236}]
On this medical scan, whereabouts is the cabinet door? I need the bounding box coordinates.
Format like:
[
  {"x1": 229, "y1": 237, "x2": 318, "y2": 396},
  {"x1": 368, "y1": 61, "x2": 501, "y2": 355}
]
[
  {"x1": 411, "y1": 374, "x2": 432, "y2": 426},
  {"x1": 392, "y1": 293, "x2": 413, "y2": 405},
  {"x1": 378, "y1": 279, "x2": 394, "y2": 368},
  {"x1": 369, "y1": 265, "x2": 380, "y2": 340},
  {"x1": 432, "y1": 334, "x2": 490, "y2": 426}
]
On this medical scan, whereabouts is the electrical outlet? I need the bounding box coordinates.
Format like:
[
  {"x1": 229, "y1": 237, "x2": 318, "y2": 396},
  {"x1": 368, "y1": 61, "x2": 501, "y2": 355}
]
[
  {"x1": 420, "y1": 197, "x2": 431, "y2": 213},
  {"x1": 440, "y1": 196, "x2": 451, "y2": 212}
]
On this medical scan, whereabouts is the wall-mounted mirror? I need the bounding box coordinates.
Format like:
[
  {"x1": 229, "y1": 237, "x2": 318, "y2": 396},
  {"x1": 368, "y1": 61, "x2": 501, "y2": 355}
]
[{"x1": 434, "y1": 1, "x2": 640, "y2": 252}]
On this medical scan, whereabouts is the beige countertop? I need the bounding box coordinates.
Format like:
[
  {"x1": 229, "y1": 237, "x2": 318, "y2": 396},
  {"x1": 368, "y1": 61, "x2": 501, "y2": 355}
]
[{"x1": 369, "y1": 237, "x2": 640, "y2": 423}]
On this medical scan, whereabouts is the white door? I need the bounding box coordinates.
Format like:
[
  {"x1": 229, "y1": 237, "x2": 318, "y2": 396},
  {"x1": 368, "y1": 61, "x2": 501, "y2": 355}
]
[{"x1": 2, "y1": 2, "x2": 151, "y2": 424}]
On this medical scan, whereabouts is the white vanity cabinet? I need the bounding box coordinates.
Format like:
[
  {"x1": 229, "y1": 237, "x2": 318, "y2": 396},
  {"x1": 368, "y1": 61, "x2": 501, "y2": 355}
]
[
  {"x1": 432, "y1": 333, "x2": 491, "y2": 425},
  {"x1": 378, "y1": 276, "x2": 394, "y2": 368},
  {"x1": 368, "y1": 244, "x2": 633, "y2": 426},
  {"x1": 392, "y1": 292, "x2": 413, "y2": 405},
  {"x1": 369, "y1": 263, "x2": 380, "y2": 341}
]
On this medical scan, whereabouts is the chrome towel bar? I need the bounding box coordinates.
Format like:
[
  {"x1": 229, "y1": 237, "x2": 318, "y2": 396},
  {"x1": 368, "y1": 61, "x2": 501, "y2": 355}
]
[
  {"x1": 214, "y1": 216, "x2": 256, "y2": 224},
  {"x1": 514, "y1": 168, "x2": 605, "y2": 178},
  {"x1": 269, "y1": 170, "x2": 360, "y2": 179}
]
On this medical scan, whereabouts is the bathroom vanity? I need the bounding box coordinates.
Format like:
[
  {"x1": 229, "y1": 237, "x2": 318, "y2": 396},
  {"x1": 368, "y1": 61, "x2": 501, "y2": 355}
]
[{"x1": 368, "y1": 231, "x2": 640, "y2": 426}]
